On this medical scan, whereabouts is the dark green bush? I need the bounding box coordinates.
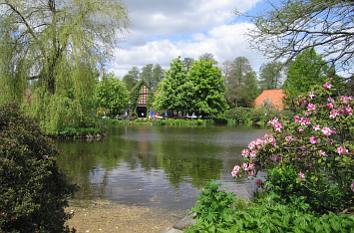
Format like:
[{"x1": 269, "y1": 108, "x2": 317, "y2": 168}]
[{"x1": 0, "y1": 104, "x2": 76, "y2": 233}]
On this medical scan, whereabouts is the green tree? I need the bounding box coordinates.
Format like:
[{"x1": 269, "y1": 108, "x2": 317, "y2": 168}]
[
  {"x1": 95, "y1": 74, "x2": 129, "y2": 117},
  {"x1": 141, "y1": 64, "x2": 164, "y2": 91},
  {"x1": 248, "y1": 0, "x2": 353, "y2": 70},
  {"x1": 283, "y1": 49, "x2": 328, "y2": 103},
  {"x1": 0, "y1": 0, "x2": 127, "y2": 132},
  {"x1": 123, "y1": 66, "x2": 140, "y2": 90},
  {"x1": 199, "y1": 53, "x2": 217, "y2": 64},
  {"x1": 224, "y1": 57, "x2": 259, "y2": 107},
  {"x1": 0, "y1": 104, "x2": 75, "y2": 232},
  {"x1": 182, "y1": 57, "x2": 194, "y2": 72},
  {"x1": 151, "y1": 64, "x2": 164, "y2": 90},
  {"x1": 188, "y1": 59, "x2": 227, "y2": 116},
  {"x1": 259, "y1": 61, "x2": 285, "y2": 89},
  {"x1": 154, "y1": 57, "x2": 188, "y2": 114}
]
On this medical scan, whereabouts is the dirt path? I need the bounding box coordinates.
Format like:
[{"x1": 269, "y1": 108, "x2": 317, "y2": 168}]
[{"x1": 66, "y1": 200, "x2": 182, "y2": 233}]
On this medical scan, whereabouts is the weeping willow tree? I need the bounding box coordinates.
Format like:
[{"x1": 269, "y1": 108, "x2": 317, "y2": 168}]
[{"x1": 0, "y1": 0, "x2": 128, "y2": 133}]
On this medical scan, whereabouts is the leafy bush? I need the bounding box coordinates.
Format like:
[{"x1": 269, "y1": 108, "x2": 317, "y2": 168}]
[
  {"x1": 232, "y1": 80, "x2": 354, "y2": 213},
  {"x1": 225, "y1": 106, "x2": 280, "y2": 127},
  {"x1": 0, "y1": 104, "x2": 76, "y2": 233},
  {"x1": 187, "y1": 183, "x2": 354, "y2": 233}
]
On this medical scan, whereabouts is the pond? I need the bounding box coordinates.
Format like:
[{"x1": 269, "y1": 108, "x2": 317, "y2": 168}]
[{"x1": 56, "y1": 125, "x2": 265, "y2": 212}]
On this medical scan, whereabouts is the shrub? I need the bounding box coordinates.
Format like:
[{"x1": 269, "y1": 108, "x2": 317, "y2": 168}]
[
  {"x1": 231, "y1": 80, "x2": 354, "y2": 213},
  {"x1": 0, "y1": 104, "x2": 76, "y2": 233},
  {"x1": 187, "y1": 184, "x2": 354, "y2": 233},
  {"x1": 225, "y1": 106, "x2": 280, "y2": 127}
]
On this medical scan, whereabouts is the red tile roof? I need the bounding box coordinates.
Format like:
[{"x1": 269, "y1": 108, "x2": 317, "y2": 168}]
[{"x1": 254, "y1": 89, "x2": 285, "y2": 110}]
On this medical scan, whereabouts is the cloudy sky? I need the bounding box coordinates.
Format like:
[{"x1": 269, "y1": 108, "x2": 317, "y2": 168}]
[{"x1": 108, "y1": 0, "x2": 270, "y2": 77}]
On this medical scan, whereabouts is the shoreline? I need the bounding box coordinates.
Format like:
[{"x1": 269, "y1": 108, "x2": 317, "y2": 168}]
[{"x1": 66, "y1": 199, "x2": 184, "y2": 233}]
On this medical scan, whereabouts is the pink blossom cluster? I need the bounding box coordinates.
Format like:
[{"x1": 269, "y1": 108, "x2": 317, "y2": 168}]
[
  {"x1": 336, "y1": 146, "x2": 348, "y2": 155},
  {"x1": 340, "y1": 96, "x2": 352, "y2": 104},
  {"x1": 268, "y1": 118, "x2": 283, "y2": 132},
  {"x1": 321, "y1": 127, "x2": 336, "y2": 136}
]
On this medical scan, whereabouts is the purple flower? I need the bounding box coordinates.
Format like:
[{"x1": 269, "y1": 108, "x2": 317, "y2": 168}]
[
  {"x1": 309, "y1": 136, "x2": 317, "y2": 144},
  {"x1": 351, "y1": 182, "x2": 354, "y2": 192}
]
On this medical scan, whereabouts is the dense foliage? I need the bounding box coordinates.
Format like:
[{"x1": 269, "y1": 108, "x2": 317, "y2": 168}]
[
  {"x1": 187, "y1": 183, "x2": 354, "y2": 233},
  {"x1": 154, "y1": 57, "x2": 227, "y2": 117},
  {"x1": 0, "y1": 104, "x2": 75, "y2": 233},
  {"x1": 232, "y1": 80, "x2": 353, "y2": 213},
  {"x1": 95, "y1": 75, "x2": 129, "y2": 117},
  {"x1": 283, "y1": 49, "x2": 328, "y2": 105}
]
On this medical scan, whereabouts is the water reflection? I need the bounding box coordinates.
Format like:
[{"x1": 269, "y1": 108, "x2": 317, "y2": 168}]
[{"x1": 56, "y1": 126, "x2": 265, "y2": 211}]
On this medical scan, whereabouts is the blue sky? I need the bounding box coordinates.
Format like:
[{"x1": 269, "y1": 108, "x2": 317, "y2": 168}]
[{"x1": 109, "y1": 0, "x2": 272, "y2": 76}]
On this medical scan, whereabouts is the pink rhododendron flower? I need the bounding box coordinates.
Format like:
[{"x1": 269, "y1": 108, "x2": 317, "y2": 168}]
[
  {"x1": 351, "y1": 182, "x2": 354, "y2": 192},
  {"x1": 242, "y1": 163, "x2": 249, "y2": 171},
  {"x1": 319, "y1": 150, "x2": 327, "y2": 157},
  {"x1": 285, "y1": 135, "x2": 294, "y2": 143},
  {"x1": 313, "y1": 125, "x2": 321, "y2": 131},
  {"x1": 248, "y1": 141, "x2": 256, "y2": 150},
  {"x1": 309, "y1": 136, "x2": 317, "y2": 144},
  {"x1": 268, "y1": 118, "x2": 283, "y2": 132},
  {"x1": 307, "y1": 103, "x2": 316, "y2": 112},
  {"x1": 329, "y1": 109, "x2": 339, "y2": 119},
  {"x1": 241, "y1": 149, "x2": 250, "y2": 157},
  {"x1": 326, "y1": 102, "x2": 334, "y2": 109},
  {"x1": 322, "y1": 127, "x2": 333, "y2": 136},
  {"x1": 294, "y1": 115, "x2": 300, "y2": 123},
  {"x1": 327, "y1": 97, "x2": 335, "y2": 103},
  {"x1": 345, "y1": 106, "x2": 352, "y2": 115},
  {"x1": 298, "y1": 127, "x2": 304, "y2": 132},
  {"x1": 337, "y1": 146, "x2": 348, "y2": 155},
  {"x1": 340, "y1": 96, "x2": 352, "y2": 104},
  {"x1": 300, "y1": 117, "x2": 311, "y2": 126},
  {"x1": 298, "y1": 171, "x2": 305, "y2": 180},
  {"x1": 250, "y1": 150, "x2": 257, "y2": 158},
  {"x1": 323, "y1": 82, "x2": 332, "y2": 89},
  {"x1": 231, "y1": 165, "x2": 241, "y2": 177}
]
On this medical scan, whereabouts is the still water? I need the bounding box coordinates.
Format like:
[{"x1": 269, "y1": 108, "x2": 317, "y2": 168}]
[{"x1": 56, "y1": 126, "x2": 265, "y2": 211}]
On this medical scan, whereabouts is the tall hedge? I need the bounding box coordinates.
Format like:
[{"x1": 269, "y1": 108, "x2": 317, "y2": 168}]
[{"x1": 0, "y1": 104, "x2": 75, "y2": 233}]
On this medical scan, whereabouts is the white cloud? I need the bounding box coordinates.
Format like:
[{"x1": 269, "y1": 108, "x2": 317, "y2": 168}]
[
  {"x1": 109, "y1": 23, "x2": 266, "y2": 77},
  {"x1": 108, "y1": 0, "x2": 266, "y2": 77}
]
